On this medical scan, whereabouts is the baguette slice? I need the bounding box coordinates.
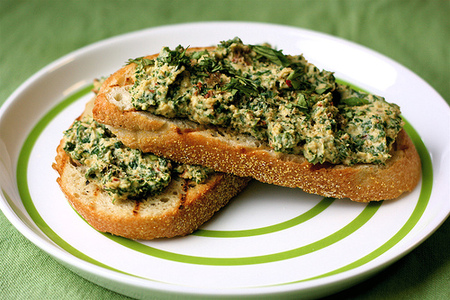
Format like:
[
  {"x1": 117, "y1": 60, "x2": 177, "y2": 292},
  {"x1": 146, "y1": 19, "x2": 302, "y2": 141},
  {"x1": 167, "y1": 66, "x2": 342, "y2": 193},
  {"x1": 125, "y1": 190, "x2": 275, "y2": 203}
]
[
  {"x1": 93, "y1": 48, "x2": 421, "y2": 203},
  {"x1": 53, "y1": 99, "x2": 250, "y2": 240}
]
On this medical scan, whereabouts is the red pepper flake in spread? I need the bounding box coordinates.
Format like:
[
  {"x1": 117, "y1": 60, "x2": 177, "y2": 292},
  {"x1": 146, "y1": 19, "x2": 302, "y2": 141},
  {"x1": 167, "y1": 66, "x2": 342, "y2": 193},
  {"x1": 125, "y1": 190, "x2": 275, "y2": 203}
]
[
  {"x1": 286, "y1": 80, "x2": 293, "y2": 88},
  {"x1": 205, "y1": 90, "x2": 214, "y2": 98}
]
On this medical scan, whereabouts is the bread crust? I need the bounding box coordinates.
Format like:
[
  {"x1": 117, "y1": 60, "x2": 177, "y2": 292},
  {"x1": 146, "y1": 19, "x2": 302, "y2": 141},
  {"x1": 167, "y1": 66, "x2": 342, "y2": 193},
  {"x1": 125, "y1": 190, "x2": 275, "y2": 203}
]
[
  {"x1": 53, "y1": 100, "x2": 250, "y2": 240},
  {"x1": 93, "y1": 47, "x2": 422, "y2": 202}
]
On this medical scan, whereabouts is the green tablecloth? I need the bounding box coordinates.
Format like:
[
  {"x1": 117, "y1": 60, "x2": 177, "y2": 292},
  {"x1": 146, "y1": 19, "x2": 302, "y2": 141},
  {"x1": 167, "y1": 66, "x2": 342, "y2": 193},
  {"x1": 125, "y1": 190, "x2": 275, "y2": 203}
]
[{"x1": 1, "y1": 0, "x2": 449, "y2": 299}]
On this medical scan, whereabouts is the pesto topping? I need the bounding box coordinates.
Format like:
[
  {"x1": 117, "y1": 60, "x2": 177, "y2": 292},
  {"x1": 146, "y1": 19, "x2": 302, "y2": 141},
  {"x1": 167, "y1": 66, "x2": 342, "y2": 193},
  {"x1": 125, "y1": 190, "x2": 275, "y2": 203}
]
[
  {"x1": 63, "y1": 116, "x2": 212, "y2": 201},
  {"x1": 174, "y1": 164, "x2": 214, "y2": 184},
  {"x1": 125, "y1": 37, "x2": 403, "y2": 165}
]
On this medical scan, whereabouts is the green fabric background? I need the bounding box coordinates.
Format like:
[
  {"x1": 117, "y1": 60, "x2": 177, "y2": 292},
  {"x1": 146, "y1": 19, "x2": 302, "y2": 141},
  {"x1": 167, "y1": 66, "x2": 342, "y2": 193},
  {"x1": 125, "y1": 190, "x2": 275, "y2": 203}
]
[{"x1": 0, "y1": 0, "x2": 449, "y2": 299}]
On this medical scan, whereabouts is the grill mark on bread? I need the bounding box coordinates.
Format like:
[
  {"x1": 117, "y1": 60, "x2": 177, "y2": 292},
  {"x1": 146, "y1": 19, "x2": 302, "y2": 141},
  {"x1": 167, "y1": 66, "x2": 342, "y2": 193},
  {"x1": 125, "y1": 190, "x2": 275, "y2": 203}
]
[
  {"x1": 178, "y1": 179, "x2": 190, "y2": 210},
  {"x1": 92, "y1": 187, "x2": 100, "y2": 197},
  {"x1": 175, "y1": 127, "x2": 199, "y2": 135},
  {"x1": 309, "y1": 162, "x2": 333, "y2": 171},
  {"x1": 133, "y1": 201, "x2": 141, "y2": 215},
  {"x1": 125, "y1": 77, "x2": 134, "y2": 85}
]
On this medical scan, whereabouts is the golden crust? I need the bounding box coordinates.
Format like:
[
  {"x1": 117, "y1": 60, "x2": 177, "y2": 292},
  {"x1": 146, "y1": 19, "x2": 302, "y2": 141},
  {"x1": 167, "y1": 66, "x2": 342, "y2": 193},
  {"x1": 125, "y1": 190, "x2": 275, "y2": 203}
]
[{"x1": 93, "y1": 47, "x2": 422, "y2": 202}]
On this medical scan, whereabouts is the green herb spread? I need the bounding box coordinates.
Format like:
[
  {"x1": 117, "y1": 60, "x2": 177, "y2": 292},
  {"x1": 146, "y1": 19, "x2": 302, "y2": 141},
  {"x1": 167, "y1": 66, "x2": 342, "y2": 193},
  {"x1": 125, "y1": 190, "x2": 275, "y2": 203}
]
[
  {"x1": 124, "y1": 37, "x2": 403, "y2": 165},
  {"x1": 63, "y1": 116, "x2": 212, "y2": 201}
]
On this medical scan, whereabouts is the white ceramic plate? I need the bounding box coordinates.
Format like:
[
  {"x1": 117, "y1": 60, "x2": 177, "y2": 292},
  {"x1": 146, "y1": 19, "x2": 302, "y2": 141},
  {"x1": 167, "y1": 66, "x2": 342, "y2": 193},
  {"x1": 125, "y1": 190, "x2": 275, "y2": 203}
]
[{"x1": 0, "y1": 22, "x2": 449, "y2": 299}]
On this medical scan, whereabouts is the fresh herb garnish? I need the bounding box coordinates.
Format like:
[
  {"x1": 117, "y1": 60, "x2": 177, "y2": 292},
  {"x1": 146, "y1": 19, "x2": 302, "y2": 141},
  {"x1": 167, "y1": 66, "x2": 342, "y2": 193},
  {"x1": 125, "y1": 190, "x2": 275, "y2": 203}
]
[
  {"x1": 223, "y1": 75, "x2": 259, "y2": 97},
  {"x1": 194, "y1": 55, "x2": 225, "y2": 76},
  {"x1": 340, "y1": 97, "x2": 370, "y2": 106},
  {"x1": 126, "y1": 57, "x2": 155, "y2": 69},
  {"x1": 252, "y1": 44, "x2": 313, "y2": 92},
  {"x1": 252, "y1": 45, "x2": 290, "y2": 67},
  {"x1": 157, "y1": 45, "x2": 190, "y2": 69},
  {"x1": 286, "y1": 69, "x2": 307, "y2": 90}
]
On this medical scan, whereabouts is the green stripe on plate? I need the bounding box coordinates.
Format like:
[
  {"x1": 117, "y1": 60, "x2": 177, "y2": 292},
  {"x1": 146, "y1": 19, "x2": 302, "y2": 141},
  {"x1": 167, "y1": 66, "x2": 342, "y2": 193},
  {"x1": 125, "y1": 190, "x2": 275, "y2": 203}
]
[
  {"x1": 105, "y1": 201, "x2": 381, "y2": 266},
  {"x1": 193, "y1": 197, "x2": 335, "y2": 238}
]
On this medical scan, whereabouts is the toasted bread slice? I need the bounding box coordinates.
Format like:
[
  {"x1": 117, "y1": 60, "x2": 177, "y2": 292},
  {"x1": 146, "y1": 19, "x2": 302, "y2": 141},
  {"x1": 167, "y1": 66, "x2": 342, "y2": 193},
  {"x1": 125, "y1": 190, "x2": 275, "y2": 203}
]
[
  {"x1": 53, "y1": 99, "x2": 250, "y2": 240},
  {"x1": 93, "y1": 47, "x2": 421, "y2": 202}
]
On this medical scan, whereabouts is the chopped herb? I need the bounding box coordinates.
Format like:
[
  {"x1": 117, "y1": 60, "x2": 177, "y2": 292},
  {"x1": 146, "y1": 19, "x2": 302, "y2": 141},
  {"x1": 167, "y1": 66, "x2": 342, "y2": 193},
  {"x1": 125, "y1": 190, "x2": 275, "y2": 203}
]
[
  {"x1": 341, "y1": 97, "x2": 370, "y2": 106},
  {"x1": 157, "y1": 45, "x2": 190, "y2": 68},
  {"x1": 252, "y1": 45, "x2": 290, "y2": 67},
  {"x1": 223, "y1": 76, "x2": 259, "y2": 97},
  {"x1": 126, "y1": 57, "x2": 155, "y2": 69}
]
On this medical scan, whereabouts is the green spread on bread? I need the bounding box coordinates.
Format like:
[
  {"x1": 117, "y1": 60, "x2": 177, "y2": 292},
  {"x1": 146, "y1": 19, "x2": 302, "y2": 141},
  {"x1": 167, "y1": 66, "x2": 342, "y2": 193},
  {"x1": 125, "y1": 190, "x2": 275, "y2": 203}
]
[
  {"x1": 120, "y1": 37, "x2": 402, "y2": 165},
  {"x1": 63, "y1": 116, "x2": 213, "y2": 201}
]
